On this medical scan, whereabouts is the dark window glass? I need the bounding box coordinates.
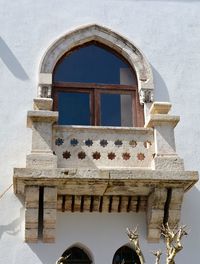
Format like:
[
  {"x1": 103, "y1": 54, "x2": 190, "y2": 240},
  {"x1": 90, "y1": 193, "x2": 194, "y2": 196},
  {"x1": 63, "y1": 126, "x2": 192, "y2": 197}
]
[
  {"x1": 53, "y1": 43, "x2": 143, "y2": 126},
  {"x1": 58, "y1": 92, "x2": 90, "y2": 125},
  {"x1": 100, "y1": 93, "x2": 133, "y2": 126},
  {"x1": 62, "y1": 246, "x2": 92, "y2": 264},
  {"x1": 112, "y1": 246, "x2": 141, "y2": 264},
  {"x1": 100, "y1": 93, "x2": 121, "y2": 126},
  {"x1": 54, "y1": 44, "x2": 136, "y2": 84}
]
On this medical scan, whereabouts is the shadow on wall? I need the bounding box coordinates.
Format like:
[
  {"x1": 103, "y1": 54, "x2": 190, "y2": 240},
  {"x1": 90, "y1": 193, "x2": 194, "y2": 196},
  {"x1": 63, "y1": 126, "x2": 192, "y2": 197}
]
[
  {"x1": 0, "y1": 37, "x2": 29, "y2": 80},
  {"x1": 152, "y1": 66, "x2": 170, "y2": 102},
  {"x1": 0, "y1": 207, "x2": 24, "y2": 239},
  {"x1": 179, "y1": 186, "x2": 200, "y2": 262}
]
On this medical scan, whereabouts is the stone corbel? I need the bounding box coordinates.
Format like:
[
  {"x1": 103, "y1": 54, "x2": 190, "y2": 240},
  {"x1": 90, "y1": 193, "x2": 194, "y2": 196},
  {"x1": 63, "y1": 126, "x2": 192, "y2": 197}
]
[
  {"x1": 25, "y1": 186, "x2": 57, "y2": 243},
  {"x1": 139, "y1": 88, "x2": 154, "y2": 104},
  {"x1": 167, "y1": 188, "x2": 184, "y2": 227},
  {"x1": 38, "y1": 73, "x2": 52, "y2": 98},
  {"x1": 147, "y1": 188, "x2": 167, "y2": 242}
]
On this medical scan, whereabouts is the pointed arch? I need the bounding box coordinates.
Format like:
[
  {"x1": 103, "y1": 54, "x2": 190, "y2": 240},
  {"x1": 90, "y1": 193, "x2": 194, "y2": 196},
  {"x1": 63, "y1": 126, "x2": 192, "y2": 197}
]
[
  {"x1": 112, "y1": 244, "x2": 142, "y2": 264},
  {"x1": 39, "y1": 24, "x2": 154, "y2": 104},
  {"x1": 61, "y1": 242, "x2": 94, "y2": 264}
]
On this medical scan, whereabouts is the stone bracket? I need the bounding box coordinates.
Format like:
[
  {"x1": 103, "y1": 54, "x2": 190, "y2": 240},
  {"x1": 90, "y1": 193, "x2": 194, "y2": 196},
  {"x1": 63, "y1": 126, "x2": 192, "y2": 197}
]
[
  {"x1": 167, "y1": 188, "x2": 184, "y2": 227},
  {"x1": 14, "y1": 168, "x2": 198, "y2": 243},
  {"x1": 24, "y1": 185, "x2": 57, "y2": 243},
  {"x1": 147, "y1": 188, "x2": 167, "y2": 243},
  {"x1": 25, "y1": 186, "x2": 39, "y2": 243},
  {"x1": 147, "y1": 187, "x2": 185, "y2": 242}
]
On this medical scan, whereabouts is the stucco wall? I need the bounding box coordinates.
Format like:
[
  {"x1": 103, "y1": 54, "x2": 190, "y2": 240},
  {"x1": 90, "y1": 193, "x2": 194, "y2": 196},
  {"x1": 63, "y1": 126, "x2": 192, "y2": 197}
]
[{"x1": 0, "y1": 0, "x2": 200, "y2": 263}]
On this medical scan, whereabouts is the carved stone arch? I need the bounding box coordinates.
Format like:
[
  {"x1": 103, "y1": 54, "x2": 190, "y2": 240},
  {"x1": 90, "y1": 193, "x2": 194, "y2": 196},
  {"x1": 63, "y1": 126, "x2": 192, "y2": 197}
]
[
  {"x1": 60, "y1": 242, "x2": 94, "y2": 264},
  {"x1": 38, "y1": 24, "x2": 154, "y2": 104}
]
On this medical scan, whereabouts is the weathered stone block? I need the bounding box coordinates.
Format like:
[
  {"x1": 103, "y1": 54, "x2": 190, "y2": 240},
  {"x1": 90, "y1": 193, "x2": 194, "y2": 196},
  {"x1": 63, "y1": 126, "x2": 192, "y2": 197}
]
[
  {"x1": 147, "y1": 188, "x2": 167, "y2": 210},
  {"x1": 153, "y1": 156, "x2": 184, "y2": 171},
  {"x1": 147, "y1": 228, "x2": 161, "y2": 243},
  {"x1": 26, "y1": 153, "x2": 57, "y2": 169},
  {"x1": 39, "y1": 73, "x2": 52, "y2": 85},
  {"x1": 150, "y1": 102, "x2": 172, "y2": 115},
  {"x1": 25, "y1": 208, "x2": 38, "y2": 229},
  {"x1": 43, "y1": 228, "x2": 56, "y2": 243},
  {"x1": 25, "y1": 186, "x2": 39, "y2": 208},
  {"x1": 168, "y1": 209, "x2": 181, "y2": 226},
  {"x1": 43, "y1": 187, "x2": 57, "y2": 208},
  {"x1": 27, "y1": 110, "x2": 58, "y2": 128},
  {"x1": 147, "y1": 209, "x2": 164, "y2": 224},
  {"x1": 25, "y1": 228, "x2": 38, "y2": 243},
  {"x1": 43, "y1": 208, "x2": 56, "y2": 228},
  {"x1": 34, "y1": 98, "x2": 53, "y2": 111}
]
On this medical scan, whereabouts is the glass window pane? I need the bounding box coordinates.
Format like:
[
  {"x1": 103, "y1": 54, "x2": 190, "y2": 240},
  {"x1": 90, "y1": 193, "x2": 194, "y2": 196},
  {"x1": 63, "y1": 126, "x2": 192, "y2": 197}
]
[
  {"x1": 120, "y1": 94, "x2": 134, "y2": 126},
  {"x1": 58, "y1": 92, "x2": 91, "y2": 125},
  {"x1": 100, "y1": 93, "x2": 121, "y2": 126},
  {"x1": 54, "y1": 44, "x2": 137, "y2": 85},
  {"x1": 100, "y1": 93, "x2": 133, "y2": 127}
]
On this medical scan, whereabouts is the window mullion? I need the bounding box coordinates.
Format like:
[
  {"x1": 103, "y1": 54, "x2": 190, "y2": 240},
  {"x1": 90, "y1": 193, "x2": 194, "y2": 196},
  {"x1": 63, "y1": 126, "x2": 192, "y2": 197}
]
[{"x1": 94, "y1": 89, "x2": 100, "y2": 126}]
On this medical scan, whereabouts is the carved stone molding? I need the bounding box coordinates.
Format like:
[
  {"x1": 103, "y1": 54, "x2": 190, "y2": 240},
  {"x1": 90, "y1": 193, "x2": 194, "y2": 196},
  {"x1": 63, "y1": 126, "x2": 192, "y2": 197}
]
[
  {"x1": 38, "y1": 84, "x2": 52, "y2": 98},
  {"x1": 139, "y1": 89, "x2": 154, "y2": 104},
  {"x1": 38, "y1": 24, "x2": 154, "y2": 102}
]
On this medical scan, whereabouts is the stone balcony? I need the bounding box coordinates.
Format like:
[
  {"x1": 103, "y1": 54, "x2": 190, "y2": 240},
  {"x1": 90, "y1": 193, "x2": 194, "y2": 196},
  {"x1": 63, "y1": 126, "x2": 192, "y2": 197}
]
[{"x1": 13, "y1": 99, "x2": 198, "y2": 243}]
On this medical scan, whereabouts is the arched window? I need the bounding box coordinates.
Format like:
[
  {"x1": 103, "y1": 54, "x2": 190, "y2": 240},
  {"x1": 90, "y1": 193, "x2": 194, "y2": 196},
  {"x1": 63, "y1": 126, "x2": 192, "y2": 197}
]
[
  {"x1": 62, "y1": 246, "x2": 92, "y2": 264},
  {"x1": 112, "y1": 246, "x2": 141, "y2": 264},
  {"x1": 52, "y1": 42, "x2": 144, "y2": 127}
]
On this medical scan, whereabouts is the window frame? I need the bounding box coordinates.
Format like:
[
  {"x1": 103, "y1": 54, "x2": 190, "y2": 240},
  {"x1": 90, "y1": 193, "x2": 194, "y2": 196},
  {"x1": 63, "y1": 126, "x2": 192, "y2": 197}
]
[{"x1": 52, "y1": 82, "x2": 144, "y2": 127}]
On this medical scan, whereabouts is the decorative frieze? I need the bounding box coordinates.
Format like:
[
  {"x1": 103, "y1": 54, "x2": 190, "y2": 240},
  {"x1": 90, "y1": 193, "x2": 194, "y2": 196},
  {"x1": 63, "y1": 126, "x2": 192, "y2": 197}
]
[{"x1": 53, "y1": 126, "x2": 154, "y2": 169}]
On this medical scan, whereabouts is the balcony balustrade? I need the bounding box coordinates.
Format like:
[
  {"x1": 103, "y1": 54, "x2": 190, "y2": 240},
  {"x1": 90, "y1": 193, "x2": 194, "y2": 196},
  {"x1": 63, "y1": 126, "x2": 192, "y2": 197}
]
[
  {"x1": 53, "y1": 126, "x2": 154, "y2": 169},
  {"x1": 13, "y1": 99, "x2": 198, "y2": 243}
]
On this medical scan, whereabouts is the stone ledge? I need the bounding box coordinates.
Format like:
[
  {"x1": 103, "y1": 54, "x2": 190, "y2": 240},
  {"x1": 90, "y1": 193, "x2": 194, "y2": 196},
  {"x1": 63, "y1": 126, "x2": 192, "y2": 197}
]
[
  {"x1": 33, "y1": 98, "x2": 53, "y2": 111},
  {"x1": 150, "y1": 102, "x2": 172, "y2": 115},
  {"x1": 27, "y1": 110, "x2": 58, "y2": 127},
  {"x1": 13, "y1": 168, "x2": 198, "y2": 195},
  {"x1": 53, "y1": 124, "x2": 153, "y2": 134},
  {"x1": 145, "y1": 114, "x2": 180, "y2": 128}
]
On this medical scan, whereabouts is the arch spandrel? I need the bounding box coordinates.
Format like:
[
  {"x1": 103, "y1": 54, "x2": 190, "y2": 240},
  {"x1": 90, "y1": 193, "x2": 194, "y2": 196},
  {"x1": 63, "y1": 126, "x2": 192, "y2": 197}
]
[{"x1": 39, "y1": 24, "x2": 154, "y2": 104}]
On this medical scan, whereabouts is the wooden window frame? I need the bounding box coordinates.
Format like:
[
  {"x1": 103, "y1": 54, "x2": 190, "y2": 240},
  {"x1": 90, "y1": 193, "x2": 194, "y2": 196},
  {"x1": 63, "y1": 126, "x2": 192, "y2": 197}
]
[{"x1": 52, "y1": 82, "x2": 144, "y2": 127}]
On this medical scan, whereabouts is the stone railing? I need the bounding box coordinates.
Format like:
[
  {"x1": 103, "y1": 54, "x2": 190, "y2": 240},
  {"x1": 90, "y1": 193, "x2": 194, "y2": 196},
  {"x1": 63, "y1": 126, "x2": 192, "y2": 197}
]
[{"x1": 53, "y1": 126, "x2": 154, "y2": 169}]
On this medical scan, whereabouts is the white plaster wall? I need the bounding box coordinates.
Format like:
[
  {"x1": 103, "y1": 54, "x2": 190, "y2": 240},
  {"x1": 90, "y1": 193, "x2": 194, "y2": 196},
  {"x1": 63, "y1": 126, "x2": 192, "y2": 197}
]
[{"x1": 0, "y1": 0, "x2": 200, "y2": 263}]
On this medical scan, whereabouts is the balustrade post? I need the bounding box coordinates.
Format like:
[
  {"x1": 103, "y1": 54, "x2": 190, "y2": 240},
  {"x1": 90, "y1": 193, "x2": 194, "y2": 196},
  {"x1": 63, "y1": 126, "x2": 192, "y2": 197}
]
[
  {"x1": 145, "y1": 102, "x2": 184, "y2": 171},
  {"x1": 26, "y1": 98, "x2": 58, "y2": 169}
]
